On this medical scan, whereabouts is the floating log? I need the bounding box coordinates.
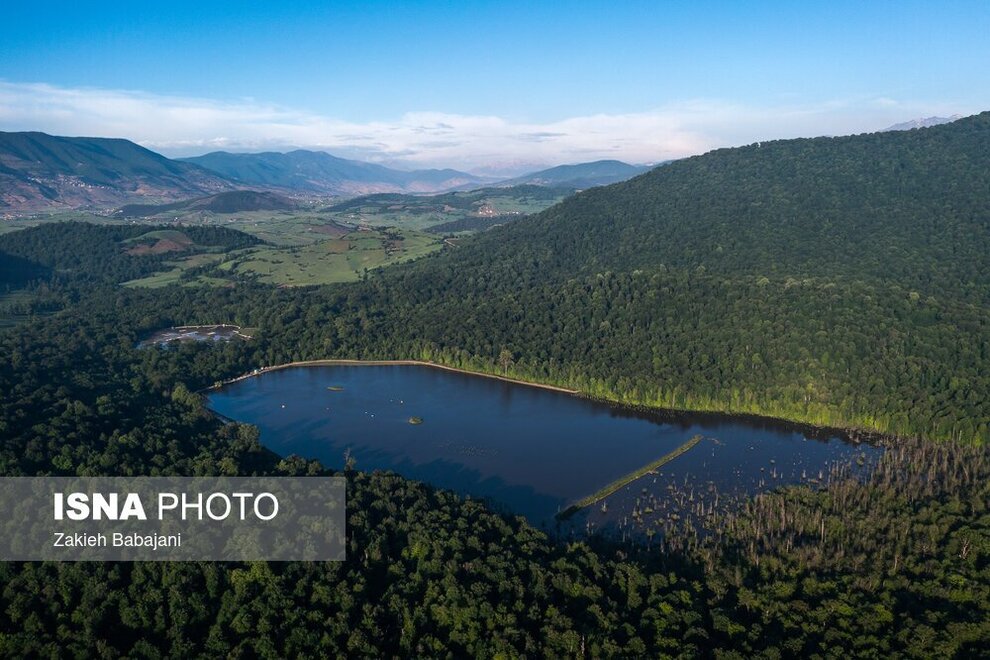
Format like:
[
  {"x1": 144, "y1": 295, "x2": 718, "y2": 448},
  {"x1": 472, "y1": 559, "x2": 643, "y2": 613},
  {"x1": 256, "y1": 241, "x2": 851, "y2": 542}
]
[{"x1": 556, "y1": 435, "x2": 704, "y2": 520}]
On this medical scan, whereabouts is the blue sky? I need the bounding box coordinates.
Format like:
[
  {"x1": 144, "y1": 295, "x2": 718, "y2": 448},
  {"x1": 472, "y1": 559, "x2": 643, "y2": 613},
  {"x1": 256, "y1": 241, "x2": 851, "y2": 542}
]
[{"x1": 1, "y1": 1, "x2": 987, "y2": 172}]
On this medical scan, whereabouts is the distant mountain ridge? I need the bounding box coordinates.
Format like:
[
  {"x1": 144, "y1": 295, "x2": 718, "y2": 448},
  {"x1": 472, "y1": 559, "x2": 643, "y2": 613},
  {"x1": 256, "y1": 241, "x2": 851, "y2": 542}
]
[
  {"x1": 882, "y1": 115, "x2": 963, "y2": 131},
  {"x1": 0, "y1": 131, "x2": 233, "y2": 212},
  {"x1": 181, "y1": 150, "x2": 487, "y2": 195},
  {"x1": 497, "y1": 159, "x2": 652, "y2": 188},
  {"x1": 0, "y1": 132, "x2": 491, "y2": 214}
]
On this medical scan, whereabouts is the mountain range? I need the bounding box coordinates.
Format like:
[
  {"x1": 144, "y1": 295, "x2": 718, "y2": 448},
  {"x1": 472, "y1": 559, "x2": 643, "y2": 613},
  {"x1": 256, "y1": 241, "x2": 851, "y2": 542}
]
[
  {"x1": 882, "y1": 115, "x2": 962, "y2": 131},
  {"x1": 179, "y1": 150, "x2": 489, "y2": 196},
  {"x1": 0, "y1": 130, "x2": 656, "y2": 214},
  {"x1": 0, "y1": 131, "x2": 233, "y2": 213}
]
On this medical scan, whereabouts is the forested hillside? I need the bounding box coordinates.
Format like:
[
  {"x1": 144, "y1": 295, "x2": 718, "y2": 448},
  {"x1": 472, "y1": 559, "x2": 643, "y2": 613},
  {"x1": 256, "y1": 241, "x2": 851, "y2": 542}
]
[
  {"x1": 0, "y1": 222, "x2": 260, "y2": 285},
  {"x1": 0, "y1": 251, "x2": 48, "y2": 287},
  {"x1": 442, "y1": 112, "x2": 990, "y2": 300},
  {"x1": 496, "y1": 159, "x2": 651, "y2": 188},
  {"x1": 249, "y1": 111, "x2": 990, "y2": 442}
]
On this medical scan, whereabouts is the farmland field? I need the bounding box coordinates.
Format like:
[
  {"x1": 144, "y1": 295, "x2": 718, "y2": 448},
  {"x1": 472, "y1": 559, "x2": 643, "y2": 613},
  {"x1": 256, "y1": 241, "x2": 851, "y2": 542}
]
[
  {"x1": 325, "y1": 185, "x2": 573, "y2": 231},
  {"x1": 4, "y1": 211, "x2": 442, "y2": 289},
  {"x1": 217, "y1": 227, "x2": 440, "y2": 285}
]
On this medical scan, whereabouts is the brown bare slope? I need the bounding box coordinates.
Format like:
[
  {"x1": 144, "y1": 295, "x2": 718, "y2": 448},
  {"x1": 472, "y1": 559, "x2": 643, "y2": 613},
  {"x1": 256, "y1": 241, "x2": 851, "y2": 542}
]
[{"x1": 0, "y1": 131, "x2": 235, "y2": 213}]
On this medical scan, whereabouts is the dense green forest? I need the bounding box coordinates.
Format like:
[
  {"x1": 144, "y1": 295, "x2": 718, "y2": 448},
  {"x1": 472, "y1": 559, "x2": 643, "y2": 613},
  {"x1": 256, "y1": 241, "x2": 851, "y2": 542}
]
[
  {"x1": 1, "y1": 115, "x2": 989, "y2": 655},
  {"x1": 0, "y1": 250, "x2": 49, "y2": 288},
  {"x1": 0, "y1": 223, "x2": 260, "y2": 286},
  {"x1": 0, "y1": 287, "x2": 986, "y2": 657}
]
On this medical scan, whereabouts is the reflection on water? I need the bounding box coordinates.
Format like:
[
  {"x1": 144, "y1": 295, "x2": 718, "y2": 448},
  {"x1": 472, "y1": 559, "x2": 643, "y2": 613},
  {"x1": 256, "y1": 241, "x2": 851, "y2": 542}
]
[{"x1": 207, "y1": 365, "x2": 883, "y2": 531}]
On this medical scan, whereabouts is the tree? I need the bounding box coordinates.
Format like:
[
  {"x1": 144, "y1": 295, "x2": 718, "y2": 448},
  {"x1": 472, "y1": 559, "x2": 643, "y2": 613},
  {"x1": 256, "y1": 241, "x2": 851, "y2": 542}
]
[{"x1": 498, "y1": 348, "x2": 514, "y2": 376}]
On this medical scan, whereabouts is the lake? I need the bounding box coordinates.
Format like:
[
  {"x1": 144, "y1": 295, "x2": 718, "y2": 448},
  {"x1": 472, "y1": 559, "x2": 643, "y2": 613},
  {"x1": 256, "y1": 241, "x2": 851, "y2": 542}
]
[{"x1": 207, "y1": 364, "x2": 882, "y2": 534}]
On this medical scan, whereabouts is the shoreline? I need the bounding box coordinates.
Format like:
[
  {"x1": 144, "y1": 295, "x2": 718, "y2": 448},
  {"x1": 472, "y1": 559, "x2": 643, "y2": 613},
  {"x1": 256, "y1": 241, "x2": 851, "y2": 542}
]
[
  {"x1": 205, "y1": 359, "x2": 894, "y2": 448},
  {"x1": 208, "y1": 359, "x2": 580, "y2": 395}
]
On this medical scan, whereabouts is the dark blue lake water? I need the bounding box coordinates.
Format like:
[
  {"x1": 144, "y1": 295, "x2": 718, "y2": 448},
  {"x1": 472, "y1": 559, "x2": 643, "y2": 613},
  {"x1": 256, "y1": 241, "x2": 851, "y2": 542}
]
[{"x1": 207, "y1": 365, "x2": 881, "y2": 532}]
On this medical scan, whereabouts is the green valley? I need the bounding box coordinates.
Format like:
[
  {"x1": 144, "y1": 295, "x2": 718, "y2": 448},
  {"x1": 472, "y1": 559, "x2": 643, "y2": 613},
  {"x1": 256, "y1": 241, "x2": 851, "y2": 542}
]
[
  {"x1": 325, "y1": 184, "x2": 574, "y2": 231},
  {"x1": 212, "y1": 226, "x2": 440, "y2": 286},
  {"x1": 0, "y1": 220, "x2": 441, "y2": 292}
]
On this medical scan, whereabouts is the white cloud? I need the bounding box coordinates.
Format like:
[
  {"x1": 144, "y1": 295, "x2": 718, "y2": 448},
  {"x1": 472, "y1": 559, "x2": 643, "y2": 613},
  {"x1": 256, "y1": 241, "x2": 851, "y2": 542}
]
[{"x1": 0, "y1": 81, "x2": 976, "y2": 173}]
